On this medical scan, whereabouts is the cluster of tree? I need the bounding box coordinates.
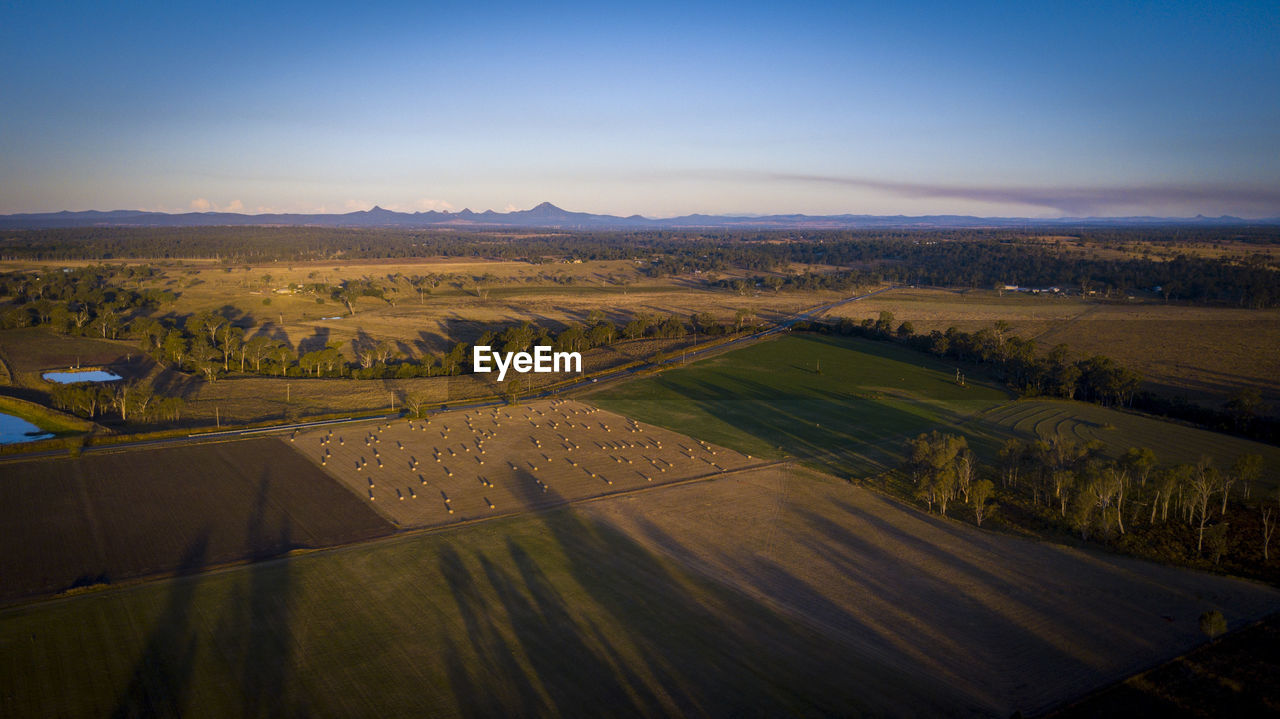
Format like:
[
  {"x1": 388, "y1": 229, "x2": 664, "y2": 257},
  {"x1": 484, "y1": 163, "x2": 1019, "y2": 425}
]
[
  {"x1": 715, "y1": 269, "x2": 876, "y2": 295},
  {"x1": 133, "y1": 307, "x2": 745, "y2": 382},
  {"x1": 48, "y1": 380, "x2": 184, "y2": 423},
  {"x1": 0, "y1": 261, "x2": 757, "y2": 382},
  {"x1": 902, "y1": 432, "x2": 995, "y2": 525},
  {"x1": 723, "y1": 244, "x2": 1280, "y2": 307},
  {"x1": 5, "y1": 227, "x2": 1276, "y2": 307},
  {"x1": 803, "y1": 315, "x2": 1144, "y2": 407},
  {"x1": 902, "y1": 432, "x2": 1279, "y2": 569},
  {"x1": 0, "y1": 266, "x2": 175, "y2": 334}
]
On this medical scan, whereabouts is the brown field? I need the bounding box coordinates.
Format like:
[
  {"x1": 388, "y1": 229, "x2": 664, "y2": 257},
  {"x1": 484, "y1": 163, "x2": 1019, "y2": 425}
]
[
  {"x1": 1, "y1": 257, "x2": 837, "y2": 367},
  {"x1": 833, "y1": 287, "x2": 1280, "y2": 404},
  {"x1": 0, "y1": 438, "x2": 392, "y2": 602},
  {"x1": 4, "y1": 460, "x2": 1277, "y2": 716},
  {"x1": 829, "y1": 286, "x2": 1092, "y2": 335},
  {"x1": 1054, "y1": 613, "x2": 1280, "y2": 717},
  {"x1": 581, "y1": 465, "x2": 1280, "y2": 717},
  {"x1": 0, "y1": 327, "x2": 152, "y2": 387},
  {"x1": 298, "y1": 399, "x2": 762, "y2": 528},
  {"x1": 1030, "y1": 304, "x2": 1280, "y2": 401}
]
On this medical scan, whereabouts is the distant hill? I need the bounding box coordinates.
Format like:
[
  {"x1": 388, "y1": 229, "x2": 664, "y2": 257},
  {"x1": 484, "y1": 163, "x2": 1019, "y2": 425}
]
[{"x1": 1, "y1": 203, "x2": 1275, "y2": 230}]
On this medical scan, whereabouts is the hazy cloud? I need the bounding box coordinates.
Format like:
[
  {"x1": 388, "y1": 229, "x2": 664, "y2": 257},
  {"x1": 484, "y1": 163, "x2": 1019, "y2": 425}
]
[
  {"x1": 225, "y1": 199, "x2": 244, "y2": 212},
  {"x1": 759, "y1": 173, "x2": 1280, "y2": 216},
  {"x1": 413, "y1": 198, "x2": 455, "y2": 212},
  {"x1": 189, "y1": 197, "x2": 213, "y2": 212}
]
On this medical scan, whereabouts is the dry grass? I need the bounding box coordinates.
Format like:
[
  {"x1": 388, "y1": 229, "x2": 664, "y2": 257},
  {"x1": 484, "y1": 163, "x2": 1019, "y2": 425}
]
[
  {"x1": 296, "y1": 399, "x2": 761, "y2": 527},
  {"x1": 829, "y1": 287, "x2": 1280, "y2": 403},
  {"x1": 826, "y1": 286, "x2": 1091, "y2": 335},
  {"x1": 0, "y1": 258, "x2": 831, "y2": 364},
  {"x1": 582, "y1": 465, "x2": 1280, "y2": 717},
  {"x1": 1030, "y1": 304, "x2": 1280, "y2": 402}
]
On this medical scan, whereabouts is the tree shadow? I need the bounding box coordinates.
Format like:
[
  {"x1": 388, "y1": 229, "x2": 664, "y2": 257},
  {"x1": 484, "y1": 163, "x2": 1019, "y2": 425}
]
[
  {"x1": 296, "y1": 327, "x2": 331, "y2": 355},
  {"x1": 211, "y1": 474, "x2": 302, "y2": 717},
  {"x1": 437, "y1": 545, "x2": 545, "y2": 715},
  {"x1": 110, "y1": 529, "x2": 210, "y2": 718}
]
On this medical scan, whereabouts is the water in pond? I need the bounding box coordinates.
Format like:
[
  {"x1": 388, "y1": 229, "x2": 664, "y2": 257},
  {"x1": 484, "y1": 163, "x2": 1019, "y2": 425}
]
[
  {"x1": 42, "y1": 369, "x2": 123, "y2": 383},
  {"x1": 0, "y1": 412, "x2": 54, "y2": 444}
]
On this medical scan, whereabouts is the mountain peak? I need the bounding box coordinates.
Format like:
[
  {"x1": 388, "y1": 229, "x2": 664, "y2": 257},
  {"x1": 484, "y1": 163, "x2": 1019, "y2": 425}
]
[{"x1": 526, "y1": 201, "x2": 567, "y2": 216}]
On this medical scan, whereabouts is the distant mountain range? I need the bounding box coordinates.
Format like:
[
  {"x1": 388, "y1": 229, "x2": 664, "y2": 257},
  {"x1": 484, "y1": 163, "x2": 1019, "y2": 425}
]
[{"x1": 1, "y1": 202, "x2": 1276, "y2": 230}]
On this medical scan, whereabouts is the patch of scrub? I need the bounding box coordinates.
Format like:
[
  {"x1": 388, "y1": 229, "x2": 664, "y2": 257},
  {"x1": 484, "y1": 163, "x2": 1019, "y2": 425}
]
[
  {"x1": 0, "y1": 412, "x2": 53, "y2": 444},
  {"x1": 42, "y1": 369, "x2": 122, "y2": 384}
]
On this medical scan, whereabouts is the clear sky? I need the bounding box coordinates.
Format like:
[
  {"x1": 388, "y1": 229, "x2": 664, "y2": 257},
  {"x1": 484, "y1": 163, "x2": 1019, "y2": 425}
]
[{"x1": 2, "y1": 0, "x2": 1278, "y2": 218}]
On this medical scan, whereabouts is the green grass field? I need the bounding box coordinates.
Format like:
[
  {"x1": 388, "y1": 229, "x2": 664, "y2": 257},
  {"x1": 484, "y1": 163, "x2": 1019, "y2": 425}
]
[
  {"x1": 590, "y1": 334, "x2": 1012, "y2": 477},
  {"x1": 589, "y1": 334, "x2": 1276, "y2": 487},
  {"x1": 0, "y1": 500, "x2": 926, "y2": 718},
  {"x1": 980, "y1": 399, "x2": 1280, "y2": 484}
]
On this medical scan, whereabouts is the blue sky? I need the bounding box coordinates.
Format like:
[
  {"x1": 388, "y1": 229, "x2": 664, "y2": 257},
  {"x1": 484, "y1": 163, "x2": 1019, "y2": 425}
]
[{"x1": 2, "y1": 0, "x2": 1277, "y2": 217}]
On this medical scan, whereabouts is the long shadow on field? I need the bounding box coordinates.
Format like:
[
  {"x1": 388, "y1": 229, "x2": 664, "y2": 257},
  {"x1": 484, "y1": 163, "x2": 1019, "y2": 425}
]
[
  {"x1": 653, "y1": 374, "x2": 943, "y2": 474},
  {"x1": 792, "y1": 501, "x2": 1123, "y2": 712},
  {"x1": 458, "y1": 480, "x2": 897, "y2": 716},
  {"x1": 621, "y1": 512, "x2": 978, "y2": 713},
  {"x1": 437, "y1": 546, "x2": 545, "y2": 716},
  {"x1": 110, "y1": 530, "x2": 210, "y2": 719},
  {"x1": 209, "y1": 476, "x2": 301, "y2": 718},
  {"x1": 484, "y1": 542, "x2": 668, "y2": 714}
]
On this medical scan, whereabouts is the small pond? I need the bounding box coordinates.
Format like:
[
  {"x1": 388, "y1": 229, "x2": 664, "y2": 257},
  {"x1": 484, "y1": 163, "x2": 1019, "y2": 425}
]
[
  {"x1": 42, "y1": 369, "x2": 123, "y2": 384},
  {"x1": 0, "y1": 412, "x2": 54, "y2": 444}
]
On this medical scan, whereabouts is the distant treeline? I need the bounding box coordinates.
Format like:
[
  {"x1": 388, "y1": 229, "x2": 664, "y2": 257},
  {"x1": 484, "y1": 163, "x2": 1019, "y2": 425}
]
[
  {"x1": 794, "y1": 315, "x2": 1279, "y2": 446},
  {"x1": 3, "y1": 226, "x2": 1278, "y2": 307}
]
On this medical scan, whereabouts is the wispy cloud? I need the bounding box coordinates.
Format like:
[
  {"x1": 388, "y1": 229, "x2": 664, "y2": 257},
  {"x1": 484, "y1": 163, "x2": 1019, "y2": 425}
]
[{"x1": 755, "y1": 173, "x2": 1280, "y2": 216}]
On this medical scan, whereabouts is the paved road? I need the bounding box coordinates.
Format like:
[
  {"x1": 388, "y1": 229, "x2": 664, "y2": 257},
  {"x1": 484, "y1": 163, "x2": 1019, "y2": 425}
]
[{"x1": 2, "y1": 286, "x2": 894, "y2": 461}]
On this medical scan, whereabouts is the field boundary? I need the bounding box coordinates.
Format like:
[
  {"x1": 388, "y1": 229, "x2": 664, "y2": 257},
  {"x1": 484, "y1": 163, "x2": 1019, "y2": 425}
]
[{"x1": 0, "y1": 455, "x2": 789, "y2": 613}]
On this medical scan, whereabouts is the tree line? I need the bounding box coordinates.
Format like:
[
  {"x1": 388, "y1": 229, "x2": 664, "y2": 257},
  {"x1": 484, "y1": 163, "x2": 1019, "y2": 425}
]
[
  {"x1": 901, "y1": 431, "x2": 1278, "y2": 576},
  {"x1": 3, "y1": 226, "x2": 1277, "y2": 306},
  {"x1": 796, "y1": 315, "x2": 1279, "y2": 445}
]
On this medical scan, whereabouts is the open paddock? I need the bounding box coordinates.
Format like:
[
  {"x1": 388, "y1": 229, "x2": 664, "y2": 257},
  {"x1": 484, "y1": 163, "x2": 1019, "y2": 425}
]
[
  {"x1": 581, "y1": 466, "x2": 1280, "y2": 716},
  {"x1": 299, "y1": 399, "x2": 761, "y2": 527},
  {"x1": 828, "y1": 287, "x2": 1280, "y2": 404},
  {"x1": 0, "y1": 328, "x2": 153, "y2": 388},
  {"x1": 0, "y1": 438, "x2": 393, "y2": 602},
  {"x1": 980, "y1": 399, "x2": 1280, "y2": 483},
  {"x1": 2, "y1": 465, "x2": 1277, "y2": 717}
]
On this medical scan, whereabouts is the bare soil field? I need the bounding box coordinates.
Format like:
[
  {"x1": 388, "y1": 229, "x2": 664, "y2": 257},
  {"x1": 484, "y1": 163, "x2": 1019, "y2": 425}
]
[
  {"x1": 0, "y1": 438, "x2": 392, "y2": 602},
  {"x1": 299, "y1": 399, "x2": 762, "y2": 528},
  {"x1": 582, "y1": 466, "x2": 1280, "y2": 717},
  {"x1": 0, "y1": 327, "x2": 153, "y2": 387}
]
